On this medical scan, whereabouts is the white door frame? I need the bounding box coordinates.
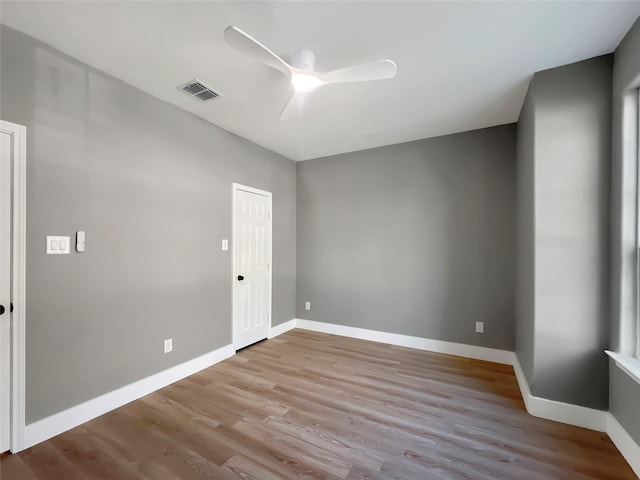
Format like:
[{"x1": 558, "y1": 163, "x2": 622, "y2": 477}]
[
  {"x1": 1, "y1": 120, "x2": 26, "y2": 453},
  {"x1": 231, "y1": 183, "x2": 272, "y2": 349}
]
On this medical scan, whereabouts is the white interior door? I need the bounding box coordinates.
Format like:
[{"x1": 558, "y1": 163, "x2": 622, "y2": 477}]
[
  {"x1": 232, "y1": 184, "x2": 272, "y2": 350},
  {"x1": 0, "y1": 131, "x2": 12, "y2": 452}
]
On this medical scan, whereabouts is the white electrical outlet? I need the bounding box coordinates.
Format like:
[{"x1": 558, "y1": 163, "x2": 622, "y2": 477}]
[
  {"x1": 164, "y1": 338, "x2": 173, "y2": 353},
  {"x1": 305, "y1": 301, "x2": 311, "y2": 311},
  {"x1": 475, "y1": 322, "x2": 484, "y2": 333},
  {"x1": 221, "y1": 239, "x2": 228, "y2": 251}
]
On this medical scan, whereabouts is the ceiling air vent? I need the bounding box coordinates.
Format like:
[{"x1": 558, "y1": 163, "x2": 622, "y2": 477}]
[{"x1": 178, "y1": 79, "x2": 221, "y2": 102}]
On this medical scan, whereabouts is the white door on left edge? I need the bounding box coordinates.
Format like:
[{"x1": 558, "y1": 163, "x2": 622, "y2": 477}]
[{"x1": 232, "y1": 185, "x2": 272, "y2": 350}]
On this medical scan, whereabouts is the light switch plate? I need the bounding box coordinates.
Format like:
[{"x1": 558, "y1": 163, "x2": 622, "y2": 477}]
[
  {"x1": 46, "y1": 236, "x2": 71, "y2": 255},
  {"x1": 221, "y1": 239, "x2": 229, "y2": 251}
]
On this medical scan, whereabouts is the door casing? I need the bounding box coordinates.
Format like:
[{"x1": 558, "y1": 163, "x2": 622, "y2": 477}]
[{"x1": 0, "y1": 120, "x2": 26, "y2": 453}]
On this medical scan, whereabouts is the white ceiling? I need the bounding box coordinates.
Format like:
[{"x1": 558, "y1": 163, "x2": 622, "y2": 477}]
[{"x1": 2, "y1": 1, "x2": 639, "y2": 161}]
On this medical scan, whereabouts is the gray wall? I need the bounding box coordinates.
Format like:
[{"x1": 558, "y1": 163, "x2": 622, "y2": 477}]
[
  {"x1": 610, "y1": 17, "x2": 640, "y2": 444},
  {"x1": 515, "y1": 84, "x2": 536, "y2": 383},
  {"x1": 515, "y1": 55, "x2": 612, "y2": 410},
  {"x1": 610, "y1": 360, "x2": 640, "y2": 443},
  {"x1": 297, "y1": 126, "x2": 516, "y2": 350},
  {"x1": 0, "y1": 25, "x2": 296, "y2": 423},
  {"x1": 532, "y1": 56, "x2": 612, "y2": 408}
]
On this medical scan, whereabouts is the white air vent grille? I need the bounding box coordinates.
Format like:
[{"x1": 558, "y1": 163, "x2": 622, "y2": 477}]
[{"x1": 178, "y1": 79, "x2": 221, "y2": 102}]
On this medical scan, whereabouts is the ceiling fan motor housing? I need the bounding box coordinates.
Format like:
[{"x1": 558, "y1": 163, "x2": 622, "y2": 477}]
[{"x1": 292, "y1": 49, "x2": 316, "y2": 70}]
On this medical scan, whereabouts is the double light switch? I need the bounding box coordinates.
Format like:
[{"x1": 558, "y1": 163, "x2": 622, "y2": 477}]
[
  {"x1": 46, "y1": 236, "x2": 70, "y2": 255},
  {"x1": 46, "y1": 231, "x2": 86, "y2": 255}
]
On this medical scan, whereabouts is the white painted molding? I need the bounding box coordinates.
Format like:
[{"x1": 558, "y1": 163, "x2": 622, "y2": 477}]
[
  {"x1": 513, "y1": 355, "x2": 639, "y2": 472},
  {"x1": 294, "y1": 320, "x2": 638, "y2": 473},
  {"x1": 16, "y1": 313, "x2": 640, "y2": 477},
  {"x1": 606, "y1": 350, "x2": 640, "y2": 385},
  {"x1": 296, "y1": 319, "x2": 516, "y2": 365},
  {"x1": 295, "y1": 320, "x2": 620, "y2": 439},
  {"x1": 21, "y1": 344, "x2": 235, "y2": 451},
  {"x1": 607, "y1": 413, "x2": 640, "y2": 477},
  {"x1": 1, "y1": 120, "x2": 27, "y2": 454},
  {"x1": 511, "y1": 357, "x2": 608, "y2": 432},
  {"x1": 269, "y1": 318, "x2": 297, "y2": 339}
]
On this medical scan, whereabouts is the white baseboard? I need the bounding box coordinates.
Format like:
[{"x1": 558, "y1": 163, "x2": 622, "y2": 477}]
[
  {"x1": 269, "y1": 318, "x2": 297, "y2": 339},
  {"x1": 295, "y1": 320, "x2": 620, "y2": 434},
  {"x1": 21, "y1": 344, "x2": 235, "y2": 451},
  {"x1": 511, "y1": 357, "x2": 608, "y2": 432},
  {"x1": 607, "y1": 413, "x2": 640, "y2": 477},
  {"x1": 17, "y1": 316, "x2": 640, "y2": 478},
  {"x1": 296, "y1": 318, "x2": 516, "y2": 365}
]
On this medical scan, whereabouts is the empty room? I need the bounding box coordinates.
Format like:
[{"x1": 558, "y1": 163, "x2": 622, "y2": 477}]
[{"x1": 1, "y1": 1, "x2": 640, "y2": 479}]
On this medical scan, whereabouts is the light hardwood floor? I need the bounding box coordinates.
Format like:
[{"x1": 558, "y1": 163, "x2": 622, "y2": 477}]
[{"x1": 1, "y1": 329, "x2": 636, "y2": 479}]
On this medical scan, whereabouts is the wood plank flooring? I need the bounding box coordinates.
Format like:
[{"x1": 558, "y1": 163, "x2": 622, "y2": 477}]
[{"x1": 1, "y1": 329, "x2": 636, "y2": 479}]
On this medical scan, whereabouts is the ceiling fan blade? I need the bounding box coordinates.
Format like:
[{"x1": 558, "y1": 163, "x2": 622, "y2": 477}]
[
  {"x1": 320, "y1": 59, "x2": 397, "y2": 85},
  {"x1": 280, "y1": 93, "x2": 306, "y2": 120},
  {"x1": 224, "y1": 26, "x2": 292, "y2": 77}
]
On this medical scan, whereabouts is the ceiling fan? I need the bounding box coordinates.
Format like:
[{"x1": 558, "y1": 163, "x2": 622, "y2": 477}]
[{"x1": 224, "y1": 26, "x2": 397, "y2": 120}]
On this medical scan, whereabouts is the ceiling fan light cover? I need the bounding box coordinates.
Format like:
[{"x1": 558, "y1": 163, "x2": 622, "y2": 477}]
[{"x1": 291, "y1": 73, "x2": 324, "y2": 93}]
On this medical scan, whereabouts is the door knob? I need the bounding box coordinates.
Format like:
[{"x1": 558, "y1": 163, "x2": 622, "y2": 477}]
[
  {"x1": 0, "y1": 305, "x2": 4, "y2": 316},
  {"x1": 237, "y1": 275, "x2": 244, "y2": 281}
]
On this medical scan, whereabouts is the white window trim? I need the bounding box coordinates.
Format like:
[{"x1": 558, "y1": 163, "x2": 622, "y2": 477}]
[
  {"x1": 606, "y1": 350, "x2": 640, "y2": 385},
  {"x1": 610, "y1": 90, "x2": 640, "y2": 382},
  {"x1": 636, "y1": 88, "x2": 640, "y2": 360},
  {"x1": 637, "y1": 88, "x2": 640, "y2": 359}
]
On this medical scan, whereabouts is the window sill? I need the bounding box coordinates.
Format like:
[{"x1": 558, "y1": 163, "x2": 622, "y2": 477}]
[{"x1": 606, "y1": 350, "x2": 640, "y2": 385}]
